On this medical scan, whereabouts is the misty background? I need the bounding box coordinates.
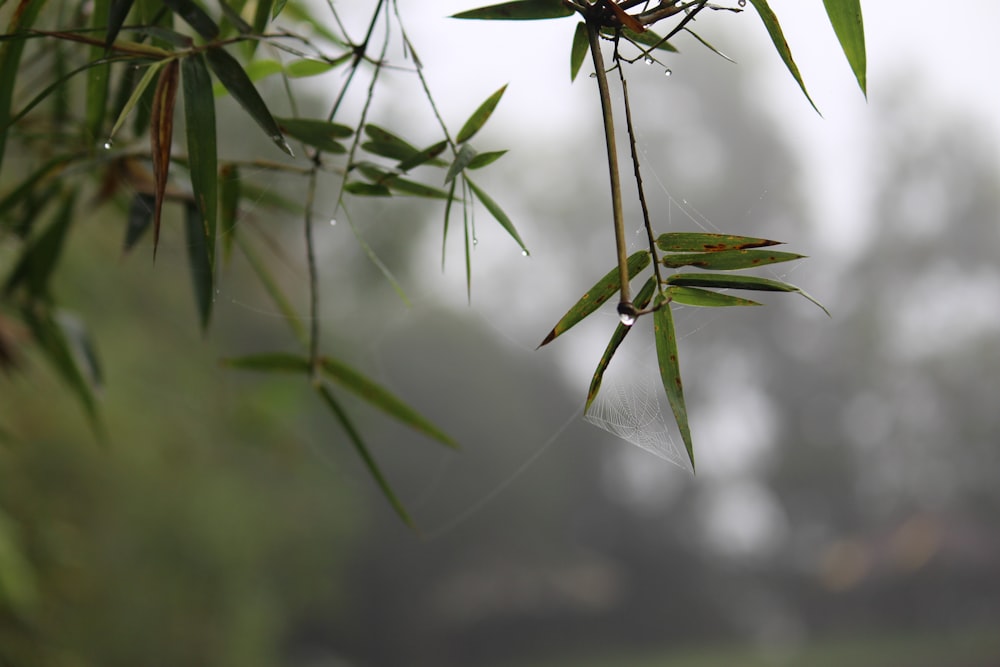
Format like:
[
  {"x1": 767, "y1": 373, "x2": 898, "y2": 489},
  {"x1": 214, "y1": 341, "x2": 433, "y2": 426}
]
[{"x1": 2, "y1": 1, "x2": 999, "y2": 665}]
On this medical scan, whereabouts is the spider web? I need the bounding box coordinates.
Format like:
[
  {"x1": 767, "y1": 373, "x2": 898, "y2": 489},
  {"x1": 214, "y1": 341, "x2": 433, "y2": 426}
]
[{"x1": 583, "y1": 339, "x2": 693, "y2": 472}]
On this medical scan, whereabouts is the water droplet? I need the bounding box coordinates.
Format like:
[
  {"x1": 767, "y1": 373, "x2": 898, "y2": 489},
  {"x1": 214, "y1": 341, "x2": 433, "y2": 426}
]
[
  {"x1": 663, "y1": 69, "x2": 672, "y2": 77},
  {"x1": 589, "y1": 73, "x2": 597, "y2": 78},
  {"x1": 102, "y1": 139, "x2": 113, "y2": 150},
  {"x1": 738, "y1": 0, "x2": 746, "y2": 6},
  {"x1": 617, "y1": 302, "x2": 638, "y2": 327},
  {"x1": 643, "y1": 56, "x2": 654, "y2": 65},
  {"x1": 619, "y1": 312, "x2": 636, "y2": 326},
  {"x1": 521, "y1": 249, "x2": 529, "y2": 257},
  {"x1": 472, "y1": 237, "x2": 479, "y2": 246},
  {"x1": 329, "y1": 218, "x2": 337, "y2": 226}
]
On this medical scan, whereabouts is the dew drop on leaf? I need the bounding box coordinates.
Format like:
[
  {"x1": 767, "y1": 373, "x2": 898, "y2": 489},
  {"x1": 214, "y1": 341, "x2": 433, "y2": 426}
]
[
  {"x1": 329, "y1": 218, "x2": 337, "y2": 226},
  {"x1": 619, "y1": 311, "x2": 636, "y2": 326},
  {"x1": 738, "y1": 0, "x2": 746, "y2": 6},
  {"x1": 521, "y1": 249, "x2": 529, "y2": 257},
  {"x1": 473, "y1": 237, "x2": 479, "y2": 246},
  {"x1": 102, "y1": 139, "x2": 113, "y2": 150},
  {"x1": 643, "y1": 56, "x2": 654, "y2": 65},
  {"x1": 664, "y1": 69, "x2": 672, "y2": 77}
]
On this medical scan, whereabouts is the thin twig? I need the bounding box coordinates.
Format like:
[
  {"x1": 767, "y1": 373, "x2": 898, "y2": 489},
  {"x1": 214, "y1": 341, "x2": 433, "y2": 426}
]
[{"x1": 586, "y1": 16, "x2": 633, "y2": 318}]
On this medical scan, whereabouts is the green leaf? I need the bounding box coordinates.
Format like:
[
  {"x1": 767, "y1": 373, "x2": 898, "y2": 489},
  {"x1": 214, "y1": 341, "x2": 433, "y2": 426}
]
[
  {"x1": 184, "y1": 201, "x2": 214, "y2": 330},
  {"x1": 656, "y1": 232, "x2": 780, "y2": 252},
  {"x1": 107, "y1": 60, "x2": 167, "y2": 142},
  {"x1": 106, "y1": 0, "x2": 136, "y2": 48},
  {"x1": 315, "y1": 384, "x2": 415, "y2": 529},
  {"x1": 467, "y1": 149, "x2": 507, "y2": 170},
  {"x1": 539, "y1": 250, "x2": 651, "y2": 347},
  {"x1": 466, "y1": 178, "x2": 528, "y2": 255},
  {"x1": 123, "y1": 192, "x2": 155, "y2": 252},
  {"x1": 182, "y1": 53, "x2": 217, "y2": 273},
  {"x1": 666, "y1": 272, "x2": 829, "y2": 315},
  {"x1": 55, "y1": 311, "x2": 103, "y2": 390},
  {"x1": 219, "y1": 163, "x2": 239, "y2": 262},
  {"x1": 161, "y1": 0, "x2": 220, "y2": 39},
  {"x1": 4, "y1": 190, "x2": 76, "y2": 297},
  {"x1": 285, "y1": 58, "x2": 344, "y2": 77},
  {"x1": 456, "y1": 84, "x2": 506, "y2": 144},
  {"x1": 661, "y1": 249, "x2": 804, "y2": 270},
  {"x1": 613, "y1": 26, "x2": 679, "y2": 53},
  {"x1": 445, "y1": 143, "x2": 478, "y2": 184},
  {"x1": 383, "y1": 177, "x2": 451, "y2": 200},
  {"x1": 252, "y1": 0, "x2": 274, "y2": 35},
  {"x1": 654, "y1": 297, "x2": 694, "y2": 470},
  {"x1": 361, "y1": 126, "x2": 425, "y2": 162},
  {"x1": 205, "y1": 46, "x2": 292, "y2": 156},
  {"x1": 667, "y1": 285, "x2": 761, "y2": 308},
  {"x1": 397, "y1": 140, "x2": 448, "y2": 172},
  {"x1": 584, "y1": 276, "x2": 656, "y2": 412},
  {"x1": 319, "y1": 356, "x2": 457, "y2": 449},
  {"x1": 86, "y1": 0, "x2": 111, "y2": 140},
  {"x1": 0, "y1": 0, "x2": 46, "y2": 173},
  {"x1": 274, "y1": 116, "x2": 352, "y2": 153},
  {"x1": 452, "y1": 0, "x2": 573, "y2": 20},
  {"x1": 21, "y1": 306, "x2": 103, "y2": 436},
  {"x1": 344, "y1": 182, "x2": 391, "y2": 197},
  {"x1": 746, "y1": 0, "x2": 819, "y2": 114},
  {"x1": 0, "y1": 156, "x2": 76, "y2": 224},
  {"x1": 570, "y1": 21, "x2": 588, "y2": 81},
  {"x1": 272, "y1": 0, "x2": 288, "y2": 19},
  {"x1": 823, "y1": 0, "x2": 866, "y2": 97}
]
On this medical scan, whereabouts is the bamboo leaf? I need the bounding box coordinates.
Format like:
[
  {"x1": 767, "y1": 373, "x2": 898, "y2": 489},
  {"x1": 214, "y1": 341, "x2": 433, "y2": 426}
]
[
  {"x1": 661, "y1": 249, "x2": 804, "y2": 271},
  {"x1": 219, "y1": 163, "x2": 239, "y2": 263},
  {"x1": 654, "y1": 297, "x2": 694, "y2": 470},
  {"x1": 285, "y1": 58, "x2": 342, "y2": 77},
  {"x1": 823, "y1": 0, "x2": 866, "y2": 97},
  {"x1": 184, "y1": 201, "x2": 214, "y2": 330},
  {"x1": 182, "y1": 53, "x2": 217, "y2": 273},
  {"x1": 467, "y1": 149, "x2": 507, "y2": 170},
  {"x1": 320, "y1": 356, "x2": 458, "y2": 449},
  {"x1": 161, "y1": 0, "x2": 219, "y2": 39},
  {"x1": 149, "y1": 59, "x2": 179, "y2": 258},
  {"x1": 445, "y1": 143, "x2": 477, "y2": 184},
  {"x1": 0, "y1": 0, "x2": 46, "y2": 172},
  {"x1": 107, "y1": 60, "x2": 166, "y2": 142},
  {"x1": 315, "y1": 384, "x2": 415, "y2": 529},
  {"x1": 456, "y1": 84, "x2": 506, "y2": 144},
  {"x1": 344, "y1": 182, "x2": 391, "y2": 197},
  {"x1": 656, "y1": 231, "x2": 780, "y2": 252},
  {"x1": 584, "y1": 276, "x2": 656, "y2": 412},
  {"x1": 3, "y1": 191, "x2": 76, "y2": 298},
  {"x1": 86, "y1": 0, "x2": 111, "y2": 141},
  {"x1": 746, "y1": 0, "x2": 819, "y2": 114},
  {"x1": 106, "y1": 0, "x2": 136, "y2": 47},
  {"x1": 123, "y1": 192, "x2": 155, "y2": 252},
  {"x1": 539, "y1": 250, "x2": 651, "y2": 347},
  {"x1": 205, "y1": 46, "x2": 292, "y2": 156},
  {"x1": 383, "y1": 177, "x2": 451, "y2": 199},
  {"x1": 362, "y1": 125, "x2": 422, "y2": 161},
  {"x1": 667, "y1": 285, "x2": 761, "y2": 308},
  {"x1": 614, "y1": 26, "x2": 679, "y2": 53},
  {"x1": 465, "y1": 178, "x2": 528, "y2": 254},
  {"x1": 397, "y1": 140, "x2": 448, "y2": 172},
  {"x1": 55, "y1": 311, "x2": 103, "y2": 390},
  {"x1": 252, "y1": 0, "x2": 274, "y2": 35},
  {"x1": 666, "y1": 272, "x2": 829, "y2": 315},
  {"x1": 452, "y1": 0, "x2": 573, "y2": 20},
  {"x1": 275, "y1": 116, "x2": 351, "y2": 153},
  {"x1": 570, "y1": 21, "x2": 588, "y2": 81}
]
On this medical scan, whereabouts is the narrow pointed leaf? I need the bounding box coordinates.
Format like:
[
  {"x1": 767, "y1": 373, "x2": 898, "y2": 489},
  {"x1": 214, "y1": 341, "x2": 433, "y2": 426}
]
[
  {"x1": 275, "y1": 116, "x2": 351, "y2": 153},
  {"x1": 218, "y1": 1, "x2": 253, "y2": 33},
  {"x1": 362, "y1": 125, "x2": 422, "y2": 161},
  {"x1": 182, "y1": 53, "x2": 217, "y2": 273},
  {"x1": 206, "y1": 46, "x2": 292, "y2": 155},
  {"x1": 315, "y1": 384, "x2": 415, "y2": 529},
  {"x1": 319, "y1": 356, "x2": 457, "y2": 449},
  {"x1": 467, "y1": 149, "x2": 507, "y2": 170},
  {"x1": 616, "y1": 27, "x2": 679, "y2": 53},
  {"x1": 252, "y1": 0, "x2": 274, "y2": 35},
  {"x1": 656, "y1": 231, "x2": 780, "y2": 252},
  {"x1": 661, "y1": 249, "x2": 804, "y2": 270},
  {"x1": 272, "y1": 0, "x2": 288, "y2": 19},
  {"x1": 585, "y1": 276, "x2": 656, "y2": 412},
  {"x1": 445, "y1": 143, "x2": 477, "y2": 184},
  {"x1": 344, "y1": 182, "x2": 391, "y2": 197},
  {"x1": 55, "y1": 311, "x2": 103, "y2": 390},
  {"x1": 466, "y1": 178, "x2": 527, "y2": 254},
  {"x1": 184, "y1": 201, "x2": 214, "y2": 330},
  {"x1": 106, "y1": 0, "x2": 136, "y2": 47},
  {"x1": 746, "y1": 0, "x2": 819, "y2": 114},
  {"x1": 108, "y1": 60, "x2": 166, "y2": 142},
  {"x1": 683, "y1": 28, "x2": 735, "y2": 63},
  {"x1": 539, "y1": 250, "x2": 651, "y2": 347},
  {"x1": 4, "y1": 191, "x2": 76, "y2": 297},
  {"x1": 161, "y1": 0, "x2": 219, "y2": 39},
  {"x1": 823, "y1": 0, "x2": 866, "y2": 96},
  {"x1": 452, "y1": 0, "x2": 573, "y2": 20},
  {"x1": 456, "y1": 84, "x2": 506, "y2": 144},
  {"x1": 219, "y1": 164, "x2": 239, "y2": 262},
  {"x1": 382, "y1": 177, "x2": 451, "y2": 199},
  {"x1": 397, "y1": 140, "x2": 448, "y2": 172},
  {"x1": 654, "y1": 297, "x2": 694, "y2": 469},
  {"x1": 0, "y1": 0, "x2": 46, "y2": 172},
  {"x1": 666, "y1": 272, "x2": 829, "y2": 315},
  {"x1": 667, "y1": 285, "x2": 761, "y2": 308},
  {"x1": 149, "y1": 59, "x2": 179, "y2": 258},
  {"x1": 570, "y1": 21, "x2": 588, "y2": 81},
  {"x1": 123, "y1": 192, "x2": 155, "y2": 252},
  {"x1": 285, "y1": 58, "x2": 344, "y2": 77},
  {"x1": 86, "y1": 0, "x2": 111, "y2": 141}
]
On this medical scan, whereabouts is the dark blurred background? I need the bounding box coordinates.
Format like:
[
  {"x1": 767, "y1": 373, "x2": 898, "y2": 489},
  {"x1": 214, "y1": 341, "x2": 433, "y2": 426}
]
[{"x1": 2, "y1": 2, "x2": 1000, "y2": 666}]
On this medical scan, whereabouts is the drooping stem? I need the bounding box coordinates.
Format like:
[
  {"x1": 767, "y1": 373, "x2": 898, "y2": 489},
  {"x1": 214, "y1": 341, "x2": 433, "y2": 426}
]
[
  {"x1": 304, "y1": 168, "x2": 320, "y2": 383},
  {"x1": 586, "y1": 17, "x2": 633, "y2": 317}
]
